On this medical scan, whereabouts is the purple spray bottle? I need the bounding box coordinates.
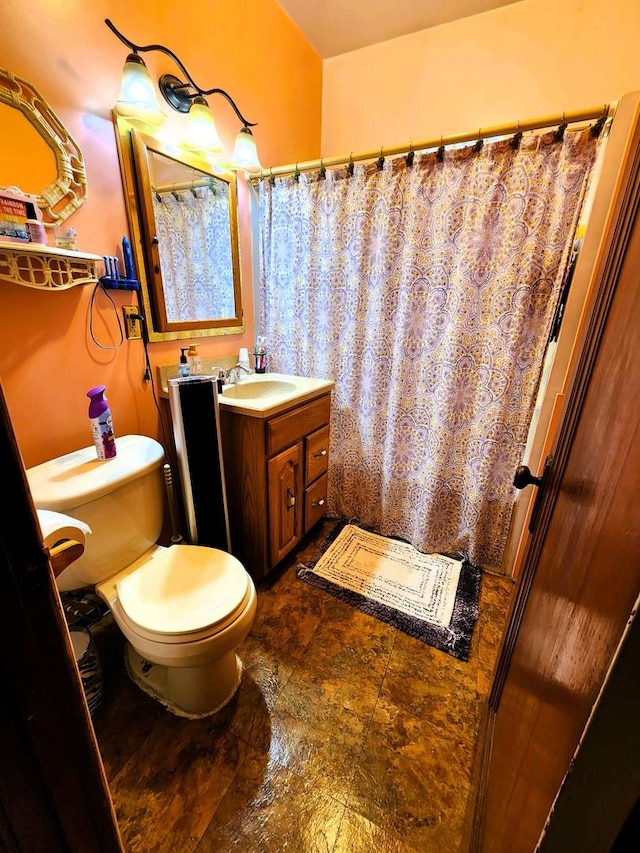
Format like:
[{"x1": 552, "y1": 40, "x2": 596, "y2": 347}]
[{"x1": 87, "y1": 385, "x2": 117, "y2": 459}]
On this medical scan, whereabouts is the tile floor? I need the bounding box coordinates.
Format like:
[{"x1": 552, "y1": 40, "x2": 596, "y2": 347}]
[{"x1": 91, "y1": 520, "x2": 514, "y2": 852}]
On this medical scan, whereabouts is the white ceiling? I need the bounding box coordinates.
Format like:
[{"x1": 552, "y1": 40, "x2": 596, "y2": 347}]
[{"x1": 277, "y1": 0, "x2": 524, "y2": 58}]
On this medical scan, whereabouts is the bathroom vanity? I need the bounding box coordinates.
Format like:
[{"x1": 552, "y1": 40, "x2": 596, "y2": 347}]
[{"x1": 217, "y1": 374, "x2": 333, "y2": 579}]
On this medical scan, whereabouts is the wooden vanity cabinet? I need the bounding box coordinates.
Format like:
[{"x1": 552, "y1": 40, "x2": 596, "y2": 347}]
[{"x1": 220, "y1": 392, "x2": 331, "y2": 579}]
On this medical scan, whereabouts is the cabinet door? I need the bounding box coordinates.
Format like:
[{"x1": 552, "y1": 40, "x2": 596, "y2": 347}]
[{"x1": 268, "y1": 443, "x2": 303, "y2": 567}]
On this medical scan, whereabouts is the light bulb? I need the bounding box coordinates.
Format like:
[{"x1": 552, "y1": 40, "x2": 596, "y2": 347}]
[
  {"x1": 183, "y1": 97, "x2": 224, "y2": 154},
  {"x1": 229, "y1": 126, "x2": 262, "y2": 174},
  {"x1": 114, "y1": 53, "x2": 165, "y2": 127}
]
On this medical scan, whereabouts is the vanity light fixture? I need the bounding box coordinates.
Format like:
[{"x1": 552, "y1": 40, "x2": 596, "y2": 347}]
[{"x1": 105, "y1": 19, "x2": 262, "y2": 174}]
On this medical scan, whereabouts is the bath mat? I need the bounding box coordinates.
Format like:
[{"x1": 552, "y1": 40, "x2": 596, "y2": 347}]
[{"x1": 297, "y1": 524, "x2": 481, "y2": 661}]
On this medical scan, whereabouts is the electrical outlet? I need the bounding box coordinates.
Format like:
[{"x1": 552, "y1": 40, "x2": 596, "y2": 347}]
[{"x1": 123, "y1": 305, "x2": 143, "y2": 340}]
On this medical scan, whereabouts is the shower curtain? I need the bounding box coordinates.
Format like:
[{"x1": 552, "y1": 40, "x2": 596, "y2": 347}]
[
  {"x1": 258, "y1": 128, "x2": 599, "y2": 569},
  {"x1": 153, "y1": 188, "x2": 235, "y2": 321}
]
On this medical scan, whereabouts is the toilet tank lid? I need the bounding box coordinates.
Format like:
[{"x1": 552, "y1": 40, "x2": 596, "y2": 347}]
[{"x1": 26, "y1": 434, "x2": 165, "y2": 512}]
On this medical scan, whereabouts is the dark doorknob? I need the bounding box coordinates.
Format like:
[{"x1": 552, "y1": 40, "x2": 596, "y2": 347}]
[
  {"x1": 515, "y1": 456, "x2": 553, "y2": 534},
  {"x1": 513, "y1": 465, "x2": 543, "y2": 489}
]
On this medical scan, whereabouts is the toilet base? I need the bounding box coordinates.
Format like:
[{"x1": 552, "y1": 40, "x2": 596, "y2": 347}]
[{"x1": 124, "y1": 643, "x2": 243, "y2": 719}]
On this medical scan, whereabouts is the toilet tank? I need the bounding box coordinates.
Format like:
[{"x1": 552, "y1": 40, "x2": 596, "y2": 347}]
[{"x1": 27, "y1": 434, "x2": 166, "y2": 591}]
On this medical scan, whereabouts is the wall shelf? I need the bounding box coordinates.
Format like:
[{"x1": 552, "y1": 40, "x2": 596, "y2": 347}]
[{"x1": 0, "y1": 241, "x2": 102, "y2": 290}]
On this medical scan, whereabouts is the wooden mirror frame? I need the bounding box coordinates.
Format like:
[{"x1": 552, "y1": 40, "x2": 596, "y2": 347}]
[
  {"x1": 114, "y1": 116, "x2": 244, "y2": 342},
  {"x1": 0, "y1": 66, "x2": 87, "y2": 224}
]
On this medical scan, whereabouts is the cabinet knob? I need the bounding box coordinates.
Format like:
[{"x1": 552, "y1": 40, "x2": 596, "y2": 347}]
[
  {"x1": 287, "y1": 490, "x2": 296, "y2": 509},
  {"x1": 313, "y1": 449, "x2": 328, "y2": 458},
  {"x1": 312, "y1": 498, "x2": 326, "y2": 508}
]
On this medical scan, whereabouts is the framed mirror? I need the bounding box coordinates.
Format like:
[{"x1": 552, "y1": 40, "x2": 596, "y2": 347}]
[
  {"x1": 0, "y1": 66, "x2": 87, "y2": 224},
  {"x1": 115, "y1": 117, "x2": 243, "y2": 342}
]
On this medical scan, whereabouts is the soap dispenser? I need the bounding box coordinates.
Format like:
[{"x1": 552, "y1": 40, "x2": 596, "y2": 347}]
[
  {"x1": 187, "y1": 345, "x2": 202, "y2": 375},
  {"x1": 178, "y1": 347, "x2": 191, "y2": 377}
]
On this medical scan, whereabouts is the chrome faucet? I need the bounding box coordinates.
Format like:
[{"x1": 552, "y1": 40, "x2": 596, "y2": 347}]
[{"x1": 227, "y1": 363, "x2": 253, "y2": 384}]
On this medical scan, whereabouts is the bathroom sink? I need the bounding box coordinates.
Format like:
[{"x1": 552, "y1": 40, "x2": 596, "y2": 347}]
[
  {"x1": 218, "y1": 373, "x2": 335, "y2": 418},
  {"x1": 222, "y1": 378, "x2": 297, "y2": 400}
]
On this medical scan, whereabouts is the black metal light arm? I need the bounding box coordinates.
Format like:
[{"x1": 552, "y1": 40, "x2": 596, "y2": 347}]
[{"x1": 105, "y1": 18, "x2": 256, "y2": 127}]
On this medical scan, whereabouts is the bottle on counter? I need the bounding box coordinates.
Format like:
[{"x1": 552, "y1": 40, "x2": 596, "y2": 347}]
[
  {"x1": 187, "y1": 345, "x2": 202, "y2": 375},
  {"x1": 178, "y1": 347, "x2": 191, "y2": 377},
  {"x1": 238, "y1": 347, "x2": 250, "y2": 371},
  {"x1": 87, "y1": 385, "x2": 117, "y2": 459}
]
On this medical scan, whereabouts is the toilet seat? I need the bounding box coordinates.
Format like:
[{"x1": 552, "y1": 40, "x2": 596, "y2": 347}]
[{"x1": 114, "y1": 544, "x2": 252, "y2": 643}]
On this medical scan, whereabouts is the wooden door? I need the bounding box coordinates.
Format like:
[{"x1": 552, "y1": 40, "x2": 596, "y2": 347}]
[
  {"x1": 480, "y1": 102, "x2": 640, "y2": 852},
  {"x1": 0, "y1": 380, "x2": 122, "y2": 851}
]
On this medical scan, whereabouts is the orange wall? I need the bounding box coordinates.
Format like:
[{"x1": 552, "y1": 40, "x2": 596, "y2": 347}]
[
  {"x1": 322, "y1": 0, "x2": 640, "y2": 155},
  {"x1": 0, "y1": 0, "x2": 321, "y2": 468}
]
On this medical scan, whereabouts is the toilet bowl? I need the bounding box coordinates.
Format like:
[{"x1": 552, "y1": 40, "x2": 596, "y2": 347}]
[{"x1": 27, "y1": 434, "x2": 257, "y2": 718}]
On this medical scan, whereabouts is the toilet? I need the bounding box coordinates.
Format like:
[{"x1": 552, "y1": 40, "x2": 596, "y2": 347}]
[{"x1": 26, "y1": 434, "x2": 257, "y2": 719}]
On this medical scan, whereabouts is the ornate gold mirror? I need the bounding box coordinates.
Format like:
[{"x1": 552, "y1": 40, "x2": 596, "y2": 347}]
[
  {"x1": 0, "y1": 66, "x2": 87, "y2": 224},
  {"x1": 115, "y1": 117, "x2": 243, "y2": 342}
]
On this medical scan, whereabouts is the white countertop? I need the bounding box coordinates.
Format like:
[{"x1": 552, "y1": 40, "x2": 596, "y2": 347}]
[{"x1": 159, "y1": 365, "x2": 334, "y2": 419}]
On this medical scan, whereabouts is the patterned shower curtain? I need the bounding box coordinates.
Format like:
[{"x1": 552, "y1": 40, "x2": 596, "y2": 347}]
[
  {"x1": 153, "y1": 188, "x2": 236, "y2": 321},
  {"x1": 258, "y1": 129, "x2": 599, "y2": 569}
]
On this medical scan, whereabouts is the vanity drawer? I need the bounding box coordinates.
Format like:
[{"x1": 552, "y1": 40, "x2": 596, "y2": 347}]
[
  {"x1": 305, "y1": 473, "x2": 328, "y2": 531},
  {"x1": 267, "y1": 394, "x2": 331, "y2": 456},
  {"x1": 305, "y1": 425, "x2": 330, "y2": 485}
]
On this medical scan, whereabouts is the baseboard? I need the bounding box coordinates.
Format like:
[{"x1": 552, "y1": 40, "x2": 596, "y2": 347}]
[{"x1": 465, "y1": 704, "x2": 496, "y2": 853}]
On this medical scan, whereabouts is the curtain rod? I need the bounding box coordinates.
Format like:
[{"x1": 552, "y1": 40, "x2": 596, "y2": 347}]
[
  {"x1": 153, "y1": 178, "x2": 215, "y2": 194},
  {"x1": 255, "y1": 103, "x2": 612, "y2": 181}
]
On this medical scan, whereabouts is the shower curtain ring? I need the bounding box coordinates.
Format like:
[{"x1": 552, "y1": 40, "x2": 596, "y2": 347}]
[
  {"x1": 319, "y1": 159, "x2": 326, "y2": 179},
  {"x1": 269, "y1": 168, "x2": 275, "y2": 186},
  {"x1": 511, "y1": 120, "x2": 523, "y2": 149},
  {"x1": 554, "y1": 113, "x2": 568, "y2": 142},
  {"x1": 294, "y1": 163, "x2": 300, "y2": 182},
  {"x1": 406, "y1": 142, "x2": 415, "y2": 167},
  {"x1": 473, "y1": 129, "x2": 484, "y2": 152},
  {"x1": 591, "y1": 114, "x2": 606, "y2": 137},
  {"x1": 347, "y1": 153, "x2": 354, "y2": 177},
  {"x1": 436, "y1": 136, "x2": 445, "y2": 162},
  {"x1": 377, "y1": 146, "x2": 385, "y2": 171}
]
